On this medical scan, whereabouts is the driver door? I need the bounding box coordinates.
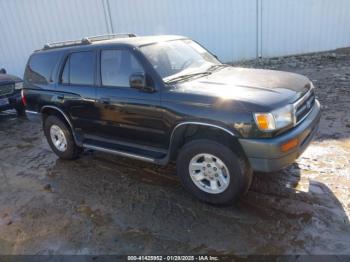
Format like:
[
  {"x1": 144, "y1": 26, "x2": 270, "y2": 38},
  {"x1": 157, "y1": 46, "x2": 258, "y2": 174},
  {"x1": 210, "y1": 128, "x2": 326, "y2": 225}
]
[{"x1": 92, "y1": 48, "x2": 167, "y2": 148}]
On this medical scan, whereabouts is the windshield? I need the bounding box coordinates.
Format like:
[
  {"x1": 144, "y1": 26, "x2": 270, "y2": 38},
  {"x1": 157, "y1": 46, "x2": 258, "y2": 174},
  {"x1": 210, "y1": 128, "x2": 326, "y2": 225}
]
[{"x1": 140, "y1": 39, "x2": 220, "y2": 82}]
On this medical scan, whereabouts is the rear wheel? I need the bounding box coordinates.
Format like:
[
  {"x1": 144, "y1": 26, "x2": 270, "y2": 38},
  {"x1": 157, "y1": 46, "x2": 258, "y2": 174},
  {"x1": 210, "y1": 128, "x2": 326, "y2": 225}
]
[
  {"x1": 44, "y1": 115, "x2": 81, "y2": 160},
  {"x1": 176, "y1": 139, "x2": 252, "y2": 205}
]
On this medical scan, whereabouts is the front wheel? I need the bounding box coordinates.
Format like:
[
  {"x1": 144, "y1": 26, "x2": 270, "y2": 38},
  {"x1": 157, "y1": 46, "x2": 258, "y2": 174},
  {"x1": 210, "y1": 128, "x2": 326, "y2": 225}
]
[{"x1": 176, "y1": 139, "x2": 252, "y2": 205}]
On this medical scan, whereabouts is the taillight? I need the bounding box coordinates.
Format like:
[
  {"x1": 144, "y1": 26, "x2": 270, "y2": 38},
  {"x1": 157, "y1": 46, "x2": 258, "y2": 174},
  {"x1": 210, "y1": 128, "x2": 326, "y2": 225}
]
[{"x1": 21, "y1": 89, "x2": 27, "y2": 106}]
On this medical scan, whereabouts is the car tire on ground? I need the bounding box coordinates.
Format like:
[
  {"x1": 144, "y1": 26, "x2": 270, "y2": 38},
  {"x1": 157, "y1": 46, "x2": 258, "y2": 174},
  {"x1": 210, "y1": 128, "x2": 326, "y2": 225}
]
[
  {"x1": 43, "y1": 115, "x2": 81, "y2": 160},
  {"x1": 15, "y1": 107, "x2": 26, "y2": 117},
  {"x1": 176, "y1": 139, "x2": 252, "y2": 205}
]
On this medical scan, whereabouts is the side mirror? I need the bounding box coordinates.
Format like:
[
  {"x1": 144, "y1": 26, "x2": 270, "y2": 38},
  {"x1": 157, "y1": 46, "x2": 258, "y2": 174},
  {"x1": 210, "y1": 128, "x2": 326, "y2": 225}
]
[
  {"x1": 129, "y1": 73, "x2": 155, "y2": 92},
  {"x1": 0, "y1": 68, "x2": 6, "y2": 74},
  {"x1": 130, "y1": 72, "x2": 146, "y2": 89}
]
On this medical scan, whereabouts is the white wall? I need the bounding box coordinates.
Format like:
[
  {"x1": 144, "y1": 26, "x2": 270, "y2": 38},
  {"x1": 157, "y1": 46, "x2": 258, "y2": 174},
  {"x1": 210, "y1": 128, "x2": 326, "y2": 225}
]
[
  {"x1": 0, "y1": 0, "x2": 110, "y2": 77},
  {"x1": 261, "y1": 0, "x2": 350, "y2": 57},
  {"x1": 107, "y1": 0, "x2": 258, "y2": 63},
  {"x1": 0, "y1": 0, "x2": 349, "y2": 77}
]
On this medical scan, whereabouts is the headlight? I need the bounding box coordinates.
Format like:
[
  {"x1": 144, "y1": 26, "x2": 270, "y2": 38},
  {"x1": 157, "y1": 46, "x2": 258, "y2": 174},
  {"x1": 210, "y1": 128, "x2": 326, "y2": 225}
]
[
  {"x1": 14, "y1": 82, "x2": 23, "y2": 90},
  {"x1": 254, "y1": 104, "x2": 293, "y2": 131}
]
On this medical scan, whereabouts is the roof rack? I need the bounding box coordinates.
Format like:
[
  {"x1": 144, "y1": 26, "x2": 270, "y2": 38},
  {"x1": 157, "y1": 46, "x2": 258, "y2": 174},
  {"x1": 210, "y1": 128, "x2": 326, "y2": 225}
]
[
  {"x1": 43, "y1": 33, "x2": 137, "y2": 50},
  {"x1": 82, "y1": 33, "x2": 136, "y2": 43}
]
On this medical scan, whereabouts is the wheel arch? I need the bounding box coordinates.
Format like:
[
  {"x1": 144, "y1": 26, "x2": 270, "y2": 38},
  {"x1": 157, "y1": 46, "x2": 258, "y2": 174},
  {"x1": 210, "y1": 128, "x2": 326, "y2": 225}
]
[
  {"x1": 167, "y1": 122, "x2": 246, "y2": 163},
  {"x1": 40, "y1": 105, "x2": 82, "y2": 146}
]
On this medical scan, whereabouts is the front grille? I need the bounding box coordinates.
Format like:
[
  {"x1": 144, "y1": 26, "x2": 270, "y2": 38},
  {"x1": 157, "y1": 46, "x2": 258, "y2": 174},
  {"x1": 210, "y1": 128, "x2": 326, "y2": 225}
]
[
  {"x1": 294, "y1": 89, "x2": 315, "y2": 124},
  {"x1": 0, "y1": 84, "x2": 14, "y2": 97}
]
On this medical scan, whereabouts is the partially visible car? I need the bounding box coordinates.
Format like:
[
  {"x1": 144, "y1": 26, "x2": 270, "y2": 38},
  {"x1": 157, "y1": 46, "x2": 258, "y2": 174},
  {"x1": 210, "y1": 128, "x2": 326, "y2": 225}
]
[{"x1": 0, "y1": 68, "x2": 25, "y2": 116}]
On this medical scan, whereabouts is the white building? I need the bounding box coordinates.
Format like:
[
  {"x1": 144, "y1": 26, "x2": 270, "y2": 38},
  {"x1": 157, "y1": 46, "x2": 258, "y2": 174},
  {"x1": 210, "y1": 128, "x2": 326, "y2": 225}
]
[{"x1": 0, "y1": 0, "x2": 350, "y2": 77}]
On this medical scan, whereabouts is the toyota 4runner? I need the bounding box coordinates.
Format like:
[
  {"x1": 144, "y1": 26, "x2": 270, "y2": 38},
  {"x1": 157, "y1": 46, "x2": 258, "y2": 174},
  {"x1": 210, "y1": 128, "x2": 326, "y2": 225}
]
[{"x1": 23, "y1": 34, "x2": 321, "y2": 205}]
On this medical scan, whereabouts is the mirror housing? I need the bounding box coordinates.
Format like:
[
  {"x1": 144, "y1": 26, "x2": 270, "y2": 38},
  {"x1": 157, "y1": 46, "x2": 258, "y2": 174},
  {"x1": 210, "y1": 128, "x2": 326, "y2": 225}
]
[
  {"x1": 129, "y1": 73, "x2": 155, "y2": 92},
  {"x1": 0, "y1": 68, "x2": 6, "y2": 74}
]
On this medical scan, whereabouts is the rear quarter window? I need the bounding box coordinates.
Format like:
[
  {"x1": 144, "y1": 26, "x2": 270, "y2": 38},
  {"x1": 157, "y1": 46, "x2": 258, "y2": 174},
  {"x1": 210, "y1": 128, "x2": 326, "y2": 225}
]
[{"x1": 25, "y1": 52, "x2": 60, "y2": 85}]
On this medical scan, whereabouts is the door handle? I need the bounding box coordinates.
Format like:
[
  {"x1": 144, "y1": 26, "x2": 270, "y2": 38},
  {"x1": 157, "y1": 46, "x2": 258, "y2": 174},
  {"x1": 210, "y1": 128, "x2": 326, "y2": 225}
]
[
  {"x1": 57, "y1": 95, "x2": 64, "y2": 100},
  {"x1": 99, "y1": 98, "x2": 110, "y2": 104}
]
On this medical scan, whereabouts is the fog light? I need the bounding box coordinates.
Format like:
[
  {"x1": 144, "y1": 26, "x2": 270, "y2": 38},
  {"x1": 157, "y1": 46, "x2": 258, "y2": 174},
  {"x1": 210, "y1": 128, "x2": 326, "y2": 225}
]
[{"x1": 281, "y1": 138, "x2": 298, "y2": 152}]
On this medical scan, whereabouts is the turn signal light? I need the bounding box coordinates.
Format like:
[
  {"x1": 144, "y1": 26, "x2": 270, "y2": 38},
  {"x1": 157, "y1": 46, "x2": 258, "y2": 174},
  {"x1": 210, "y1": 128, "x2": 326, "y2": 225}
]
[
  {"x1": 281, "y1": 138, "x2": 298, "y2": 152},
  {"x1": 256, "y1": 114, "x2": 269, "y2": 129}
]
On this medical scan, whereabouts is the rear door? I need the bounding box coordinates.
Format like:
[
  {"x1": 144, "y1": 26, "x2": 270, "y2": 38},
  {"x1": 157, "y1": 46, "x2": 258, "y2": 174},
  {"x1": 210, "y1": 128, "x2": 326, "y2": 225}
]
[
  {"x1": 93, "y1": 47, "x2": 166, "y2": 148},
  {"x1": 56, "y1": 50, "x2": 98, "y2": 135}
]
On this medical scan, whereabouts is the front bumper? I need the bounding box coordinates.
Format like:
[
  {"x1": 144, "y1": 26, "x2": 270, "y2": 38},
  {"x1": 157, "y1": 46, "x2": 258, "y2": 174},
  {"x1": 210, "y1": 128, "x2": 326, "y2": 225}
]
[{"x1": 239, "y1": 99, "x2": 321, "y2": 172}]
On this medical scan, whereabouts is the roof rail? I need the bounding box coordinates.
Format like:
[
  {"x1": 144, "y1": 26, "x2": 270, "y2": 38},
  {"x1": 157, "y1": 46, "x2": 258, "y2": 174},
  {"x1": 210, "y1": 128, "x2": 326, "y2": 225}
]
[
  {"x1": 43, "y1": 39, "x2": 87, "y2": 50},
  {"x1": 82, "y1": 33, "x2": 136, "y2": 43},
  {"x1": 43, "y1": 33, "x2": 136, "y2": 50}
]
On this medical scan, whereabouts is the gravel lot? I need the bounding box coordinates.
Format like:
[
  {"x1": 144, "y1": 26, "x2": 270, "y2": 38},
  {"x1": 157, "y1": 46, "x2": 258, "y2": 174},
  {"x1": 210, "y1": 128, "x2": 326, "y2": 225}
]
[{"x1": 1, "y1": 49, "x2": 350, "y2": 255}]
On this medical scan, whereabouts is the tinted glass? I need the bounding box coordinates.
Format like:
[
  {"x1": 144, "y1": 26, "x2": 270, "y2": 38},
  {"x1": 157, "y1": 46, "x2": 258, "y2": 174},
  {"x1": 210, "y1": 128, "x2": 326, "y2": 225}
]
[
  {"x1": 25, "y1": 52, "x2": 59, "y2": 84},
  {"x1": 61, "y1": 57, "x2": 69, "y2": 84},
  {"x1": 101, "y1": 50, "x2": 144, "y2": 87},
  {"x1": 140, "y1": 39, "x2": 219, "y2": 80},
  {"x1": 69, "y1": 51, "x2": 94, "y2": 85}
]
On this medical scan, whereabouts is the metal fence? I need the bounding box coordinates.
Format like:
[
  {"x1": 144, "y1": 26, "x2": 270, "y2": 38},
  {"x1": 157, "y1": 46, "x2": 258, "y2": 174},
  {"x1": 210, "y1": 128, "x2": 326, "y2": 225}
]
[{"x1": 0, "y1": 0, "x2": 349, "y2": 77}]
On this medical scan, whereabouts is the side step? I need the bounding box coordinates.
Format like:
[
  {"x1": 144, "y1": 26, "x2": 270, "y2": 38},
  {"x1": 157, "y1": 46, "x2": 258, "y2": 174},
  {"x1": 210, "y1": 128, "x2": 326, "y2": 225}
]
[{"x1": 82, "y1": 139, "x2": 167, "y2": 164}]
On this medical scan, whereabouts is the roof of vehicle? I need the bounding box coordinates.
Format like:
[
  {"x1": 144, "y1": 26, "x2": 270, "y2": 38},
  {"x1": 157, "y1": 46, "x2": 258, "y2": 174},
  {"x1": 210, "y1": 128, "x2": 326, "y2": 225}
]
[
  {"x1": 35, "y1": 35, "x2": 187, "y2": 53},
  {"x1": 93, "y1": 35, "x2": 186, "y2": 47}
]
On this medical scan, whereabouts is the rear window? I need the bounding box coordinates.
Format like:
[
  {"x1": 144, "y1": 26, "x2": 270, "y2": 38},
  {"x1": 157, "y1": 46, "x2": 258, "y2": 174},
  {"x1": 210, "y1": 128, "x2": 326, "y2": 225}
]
[
  {"x1": 25, "y1": 52, "x2": 59, "y2": 84},
  {"x1": 60, "y1": 51, "x2": 95, "y2": 86}
]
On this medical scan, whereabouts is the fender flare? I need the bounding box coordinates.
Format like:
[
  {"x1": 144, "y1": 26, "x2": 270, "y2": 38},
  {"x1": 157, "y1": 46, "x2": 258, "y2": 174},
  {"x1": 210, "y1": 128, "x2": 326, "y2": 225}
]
[
  {"x1": 164, "y1": 121, "x2": 237, "y2": 163},
  {"x1": 40, "y1": 105, "x2": 81, "y2": 146},
  {"x1": 170, "y1": 121, "x2": 236, "y2": 138}
]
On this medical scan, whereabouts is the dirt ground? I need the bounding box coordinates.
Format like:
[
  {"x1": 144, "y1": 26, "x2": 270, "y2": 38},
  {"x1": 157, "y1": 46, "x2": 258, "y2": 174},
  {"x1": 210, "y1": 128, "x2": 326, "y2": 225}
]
[{"x1": 0, "y1": 49, "x2": 350, "y2": 255}]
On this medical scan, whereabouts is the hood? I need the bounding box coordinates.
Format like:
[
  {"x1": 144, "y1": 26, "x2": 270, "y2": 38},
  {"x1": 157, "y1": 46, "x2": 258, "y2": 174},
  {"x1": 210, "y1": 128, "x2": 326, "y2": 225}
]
[
  {"x1": 173, "y1": 67, "x2": 311, "y2": 110},
  {"x1": 0, "y1": 73, "x2": 22, "y2": 84}
]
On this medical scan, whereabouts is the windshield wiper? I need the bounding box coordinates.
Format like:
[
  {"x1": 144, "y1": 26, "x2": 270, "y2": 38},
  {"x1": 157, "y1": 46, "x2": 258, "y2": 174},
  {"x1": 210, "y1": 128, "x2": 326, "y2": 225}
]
[
  {"x1": 166, "y1": 71, "x2": 212, "y2": 84},
  {"x1": 207, "y1": 64, "x2": 230, "y2": 72}
]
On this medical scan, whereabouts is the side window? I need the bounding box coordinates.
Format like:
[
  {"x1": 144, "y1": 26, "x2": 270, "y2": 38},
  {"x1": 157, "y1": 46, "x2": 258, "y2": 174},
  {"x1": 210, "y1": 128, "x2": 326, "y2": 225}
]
[
  {"x1": 25, "y1": 52, "x2": 59, "y2": 84},
  {"x1": 61, "y1": 57, "x2": 69, "y2": 84},
  {"x1": 60, "y1": 51, "x2": 94, "y2": 85},
  {"x1": 101, "y1": 50, "x2": 144, "y2": 87}
]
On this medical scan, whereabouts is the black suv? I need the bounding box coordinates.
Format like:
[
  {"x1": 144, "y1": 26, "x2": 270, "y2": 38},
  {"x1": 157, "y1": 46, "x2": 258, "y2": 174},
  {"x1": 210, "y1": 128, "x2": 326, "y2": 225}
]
[
  {"x1": 0, "y1": 68, "x2": 25, "y2": 115},
  {"x1": 23, "y1": 34, "x2": 321, "y2": 205}
]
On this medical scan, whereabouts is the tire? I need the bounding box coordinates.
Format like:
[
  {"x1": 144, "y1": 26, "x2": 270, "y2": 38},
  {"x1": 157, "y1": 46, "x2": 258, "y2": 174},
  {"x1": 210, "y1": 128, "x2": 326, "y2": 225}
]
[
  {"x1": 15, "y1": 107, "x2": 26, "y2": 117},
  {"x1": 176, "y1": 139, "x2": 252, "y2": 205},
  {"x1": 43, "y1": 115, "x2": 81, "y2": 160}
]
